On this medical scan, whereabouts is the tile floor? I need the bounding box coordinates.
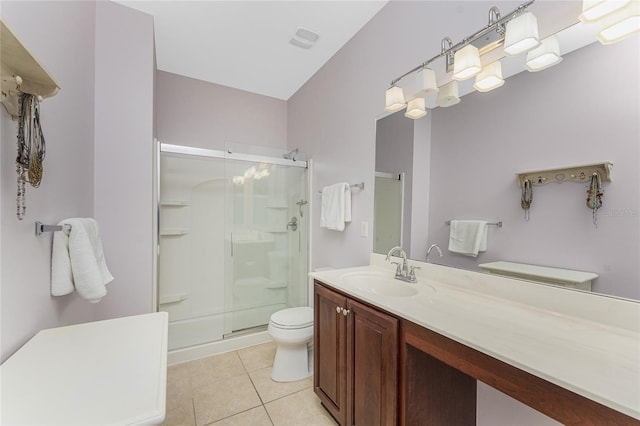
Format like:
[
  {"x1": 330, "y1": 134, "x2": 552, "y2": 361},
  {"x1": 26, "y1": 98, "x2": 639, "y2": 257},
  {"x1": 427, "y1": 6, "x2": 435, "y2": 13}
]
[{"x1": 162, "y1": 342, "x2": 338, "y2": 426}]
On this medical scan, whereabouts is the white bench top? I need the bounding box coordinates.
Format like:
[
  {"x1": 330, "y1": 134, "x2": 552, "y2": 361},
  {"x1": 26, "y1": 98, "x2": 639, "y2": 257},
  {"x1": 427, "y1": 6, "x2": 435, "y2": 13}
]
[
  {"x1": 1, "y1": 312, "x2": 168, "y2": 425},
  {"x1": 478, "y1": 261, "x2": 598, "y2": 284}
]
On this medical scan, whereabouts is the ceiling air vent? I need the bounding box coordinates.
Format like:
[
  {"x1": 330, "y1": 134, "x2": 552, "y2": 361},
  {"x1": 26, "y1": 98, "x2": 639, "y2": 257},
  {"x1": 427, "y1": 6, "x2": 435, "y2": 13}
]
[{"x1": 290, "y1": 27, "x2": 319, "y2": 49}]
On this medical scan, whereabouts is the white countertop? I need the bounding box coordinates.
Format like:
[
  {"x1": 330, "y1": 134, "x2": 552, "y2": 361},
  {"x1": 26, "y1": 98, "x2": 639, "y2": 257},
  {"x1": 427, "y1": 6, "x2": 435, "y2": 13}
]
[
  {"x1": 310, "y1": 255, "x2": 640, "y2": 420},
  {"x1": 0, "y1": 312, "x2": 169, "y2": 425}
]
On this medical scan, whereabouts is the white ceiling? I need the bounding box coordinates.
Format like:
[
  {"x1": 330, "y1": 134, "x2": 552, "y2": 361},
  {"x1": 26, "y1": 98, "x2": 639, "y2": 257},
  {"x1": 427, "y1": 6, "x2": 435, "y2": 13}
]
[{"x1": 115, "y1": 0, "x2": 388, "y2": 100}]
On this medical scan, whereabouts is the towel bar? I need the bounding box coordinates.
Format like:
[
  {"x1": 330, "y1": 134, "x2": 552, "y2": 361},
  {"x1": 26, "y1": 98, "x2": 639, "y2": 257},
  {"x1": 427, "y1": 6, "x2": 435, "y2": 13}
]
[
  {"x1": 318, "y1": 182, "x2": 365, "y2": 193},
  {"x1": 445, "y1": 220, "x2": 503, "y2": 228},
  {"x1": 35, "y1": 221, "x2": 71, "y2": 236}
]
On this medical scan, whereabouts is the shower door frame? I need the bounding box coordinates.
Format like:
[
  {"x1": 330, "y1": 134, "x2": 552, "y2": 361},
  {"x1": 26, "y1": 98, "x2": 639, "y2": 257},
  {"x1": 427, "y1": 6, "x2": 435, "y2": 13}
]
[{"x1": 154, "y1": 141, "x2": 311, "y2": 349}]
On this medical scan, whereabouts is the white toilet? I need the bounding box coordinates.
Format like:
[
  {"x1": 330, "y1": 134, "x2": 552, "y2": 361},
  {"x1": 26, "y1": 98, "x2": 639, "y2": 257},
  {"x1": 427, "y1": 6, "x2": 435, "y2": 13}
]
[{"x1": 268, "y1": 307, "x2": 314, "y2": 382}]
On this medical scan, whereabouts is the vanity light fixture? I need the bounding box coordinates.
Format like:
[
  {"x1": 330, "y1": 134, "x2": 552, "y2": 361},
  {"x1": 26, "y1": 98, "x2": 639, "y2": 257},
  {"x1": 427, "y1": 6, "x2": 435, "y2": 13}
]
[
  {"x1": 525, "y1": 35, "x2": 563, "y2": 71},
  {"x1": 436, "y1": 81, "x2": 460, "y2": 107},
  {"x1": 385, "y1": 85, "x2": 406, "y2": 112},
  {"x1": 405, "y1": 97, "x2": 427, "y2": 119},
  {"x1": 596, "y1": 0, "x2": 640, "y2": 44},
  {"x1": 503, "y1": 12, "x2": 541, "y2": 55},
  {"x1": 452, "y1": 44, "x2": 482, "y2": 81},
  {"x1": 383, "y1": 0, "x2": 573, "y2": 116},
  {"x1": 414, "y1": 67, "x2": 439, "y2": 97},
  {"x1": 473, "y1": 61, "x2": 505, "y2": 92},
  {"x1": 579, "y1": 0, "x2": 631, "y2": 23}
]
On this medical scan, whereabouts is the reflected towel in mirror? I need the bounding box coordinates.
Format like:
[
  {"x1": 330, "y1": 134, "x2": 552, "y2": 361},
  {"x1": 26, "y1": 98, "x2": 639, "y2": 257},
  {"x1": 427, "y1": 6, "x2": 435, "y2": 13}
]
[{"x1": 448, "y1": 220, "x2": 488, "y2": 257}]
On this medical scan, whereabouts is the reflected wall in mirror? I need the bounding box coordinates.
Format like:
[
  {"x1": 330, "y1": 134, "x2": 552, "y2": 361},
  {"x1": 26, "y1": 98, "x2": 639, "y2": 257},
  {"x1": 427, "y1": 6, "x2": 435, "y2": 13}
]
[{"x1": 374, "y1": 33, "x2": 639, "y2": 300}]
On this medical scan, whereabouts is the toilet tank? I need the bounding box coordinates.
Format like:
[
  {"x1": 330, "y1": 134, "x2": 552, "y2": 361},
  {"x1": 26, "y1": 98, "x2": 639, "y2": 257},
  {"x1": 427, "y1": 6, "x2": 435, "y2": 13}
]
[{"x1": 478, "y1": 261, "x2": 598, "y2": 291}]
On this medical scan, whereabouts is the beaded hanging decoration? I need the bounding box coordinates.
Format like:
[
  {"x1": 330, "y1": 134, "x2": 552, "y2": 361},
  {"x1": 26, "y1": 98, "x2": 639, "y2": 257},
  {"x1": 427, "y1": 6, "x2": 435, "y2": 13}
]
[
  {"x1": 16, "y1": 92, "x2": 46, "y2": 220},
  {"x1": 521, "y1": 179, "x2": 533, "y2": 221},
  {"x1": 586, "y1": 173, "x2": 603, "y2": 228}
]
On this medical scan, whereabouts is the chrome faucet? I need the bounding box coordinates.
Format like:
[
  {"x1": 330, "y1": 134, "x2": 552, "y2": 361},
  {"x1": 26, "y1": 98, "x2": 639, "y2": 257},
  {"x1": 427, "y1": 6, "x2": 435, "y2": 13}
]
[
  {"x1": 426, "y1": 244, "x2": 443, "y2": 263},
  {"x1": 386, "y1": 246, "x2": 419, "y2": 283}
]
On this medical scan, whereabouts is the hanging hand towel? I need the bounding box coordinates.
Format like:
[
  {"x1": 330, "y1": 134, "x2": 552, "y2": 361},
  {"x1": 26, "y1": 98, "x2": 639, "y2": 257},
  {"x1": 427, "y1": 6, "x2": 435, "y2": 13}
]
[
  {"x1": 51, "y1": 218, "x2": 114, "y2": 303},
  {"x1": 320, "y1": 183, "x2": 351, "y2": 231},
  {"x1": 448, "y1": 220, "x2": 488, "y2": 257}
]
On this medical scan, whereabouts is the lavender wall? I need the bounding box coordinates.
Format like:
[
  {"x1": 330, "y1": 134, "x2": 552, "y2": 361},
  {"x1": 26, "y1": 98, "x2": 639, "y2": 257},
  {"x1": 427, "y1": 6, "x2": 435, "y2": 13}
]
[
  {"x1": 93, "y1": 1, "x2": 155, "y2": 320},
  {"x1": 288, "y1": 1, "x2": 511, "y2": 270},
  {"x1": 287, "y1": 1, "x2": 635, "y2": 422},
  {"x1": 428, "y1": 39, "x2": 640, "y2": 300},
  {"x1": 156, "y1": 71, "x2": 287, "y2": 151},
  {"x1": 0, "y1": 1, "x2": 97, "y2": 361},
  {"x1": 1, "y1": 1, "x2": 156, "y2": 361}
]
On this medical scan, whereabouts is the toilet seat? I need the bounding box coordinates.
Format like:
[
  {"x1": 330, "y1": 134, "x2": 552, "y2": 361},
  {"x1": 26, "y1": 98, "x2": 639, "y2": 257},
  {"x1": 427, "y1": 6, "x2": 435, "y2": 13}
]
[{"x1": 269, "y1": 307, "x2": 313, "y2": 330}]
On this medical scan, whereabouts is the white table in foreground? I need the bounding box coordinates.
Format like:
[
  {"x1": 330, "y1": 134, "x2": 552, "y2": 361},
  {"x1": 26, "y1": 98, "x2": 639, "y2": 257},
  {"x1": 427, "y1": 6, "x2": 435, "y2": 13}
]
[{"x1": 1, "y1": 312, "x2": 168, "y2": 425}]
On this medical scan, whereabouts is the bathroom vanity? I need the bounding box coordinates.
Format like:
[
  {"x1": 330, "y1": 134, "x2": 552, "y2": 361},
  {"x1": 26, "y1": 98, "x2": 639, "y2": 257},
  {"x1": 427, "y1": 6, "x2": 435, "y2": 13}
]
[{"x1": 311, "y1": 256, "x2": 640, "y2": 425}]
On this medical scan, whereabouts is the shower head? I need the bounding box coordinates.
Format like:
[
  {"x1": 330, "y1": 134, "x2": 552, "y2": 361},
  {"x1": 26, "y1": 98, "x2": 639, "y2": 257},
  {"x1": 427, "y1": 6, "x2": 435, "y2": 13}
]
[{"x1": 282, "y1": 148, "x2": 299, "y2": 161}]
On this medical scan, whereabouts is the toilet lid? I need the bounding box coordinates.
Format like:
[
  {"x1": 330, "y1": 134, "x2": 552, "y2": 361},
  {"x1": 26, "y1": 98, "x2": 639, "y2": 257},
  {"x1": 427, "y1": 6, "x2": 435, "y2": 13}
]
[{"x1": 270, "y1": 307, "x2": 313, "y2": 329}]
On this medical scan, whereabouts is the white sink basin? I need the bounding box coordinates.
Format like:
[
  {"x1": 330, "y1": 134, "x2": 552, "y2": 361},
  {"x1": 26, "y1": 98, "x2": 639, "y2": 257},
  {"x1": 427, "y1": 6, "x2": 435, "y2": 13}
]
[{"x1": 341, "y1": 271, "x2": 419, "y2": 297}]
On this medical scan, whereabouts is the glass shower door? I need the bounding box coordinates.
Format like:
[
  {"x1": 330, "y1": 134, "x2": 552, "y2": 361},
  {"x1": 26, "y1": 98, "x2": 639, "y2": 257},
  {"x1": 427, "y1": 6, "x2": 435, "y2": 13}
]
[
  {"x1": 158, "y1": 143, "x2": 309, "y2": 351},
  {"x1": 223, "y1": 158, "x2": 308, "y2": 336}
]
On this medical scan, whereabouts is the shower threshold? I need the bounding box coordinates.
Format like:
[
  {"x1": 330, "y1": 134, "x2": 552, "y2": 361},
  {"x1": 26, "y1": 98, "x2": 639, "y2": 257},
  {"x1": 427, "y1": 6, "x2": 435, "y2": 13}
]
[{"x1": 224, "y1": 324, "x2": 268, "y2": 339}]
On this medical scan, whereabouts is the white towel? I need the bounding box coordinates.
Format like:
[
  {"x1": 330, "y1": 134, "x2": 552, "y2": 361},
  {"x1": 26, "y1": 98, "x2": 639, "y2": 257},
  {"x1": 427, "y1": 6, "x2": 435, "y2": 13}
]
[
  {"x1": 320, "y1": 183, "x2": 352, "y2": 231},
  {"x1": 51, "y1": 218, "x2": 114, "y2": 303},
  {"x1": 448, "y1": 220, "x2": 488, "y2": 257}
]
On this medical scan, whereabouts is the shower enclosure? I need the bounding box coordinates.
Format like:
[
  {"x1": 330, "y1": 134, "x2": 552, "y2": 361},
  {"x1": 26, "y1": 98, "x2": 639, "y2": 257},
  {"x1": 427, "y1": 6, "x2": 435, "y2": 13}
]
[{"x1": 157, "y1": 143, "x2": 309, "y2": 351}]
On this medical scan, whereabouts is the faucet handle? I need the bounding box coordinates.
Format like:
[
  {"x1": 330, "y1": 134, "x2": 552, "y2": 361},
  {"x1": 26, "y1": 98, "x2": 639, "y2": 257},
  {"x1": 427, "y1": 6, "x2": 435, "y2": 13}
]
[
  {"x1": 409, "y1": 265, "x2": 421, "y2": 282},
  {"x1": 391, "y1": 261, "x2": 402, "y2": 276}
]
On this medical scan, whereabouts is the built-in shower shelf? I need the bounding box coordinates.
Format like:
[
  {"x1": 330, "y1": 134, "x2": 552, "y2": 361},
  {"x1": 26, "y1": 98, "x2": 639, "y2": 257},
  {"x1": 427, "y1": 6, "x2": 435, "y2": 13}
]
[
  {"x1": 265, "y1": 204, "x2": 288, "y2": 209},
  {"x1": 159, "y1": 293, "x2": 189, "y2": 304},
  {"x1": 160, "y1": 200, "x2": 190, "y2": 207},
  {"x1": 160, "y1": 228, "x2": 190, "y2": 236}
]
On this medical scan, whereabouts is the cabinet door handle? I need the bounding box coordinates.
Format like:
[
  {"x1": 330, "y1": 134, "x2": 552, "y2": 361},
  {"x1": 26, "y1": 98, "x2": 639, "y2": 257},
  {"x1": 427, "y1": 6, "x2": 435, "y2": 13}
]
[
  {"x1": 342, "y1": 309, "x2": 350, "y2": 316},
  {"x1": 336, "y1": 306, "x2": 342, "y2": 314}
]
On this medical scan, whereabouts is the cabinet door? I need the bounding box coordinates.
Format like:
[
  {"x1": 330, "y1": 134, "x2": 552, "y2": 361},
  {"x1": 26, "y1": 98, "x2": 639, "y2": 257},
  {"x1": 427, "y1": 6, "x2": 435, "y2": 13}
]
[
  {"x1": 314, "y1": 283, "x2": 348, "y2": 426},
  {"x1": 348, "y1": 299, "x2": 399, "y2": 426}
]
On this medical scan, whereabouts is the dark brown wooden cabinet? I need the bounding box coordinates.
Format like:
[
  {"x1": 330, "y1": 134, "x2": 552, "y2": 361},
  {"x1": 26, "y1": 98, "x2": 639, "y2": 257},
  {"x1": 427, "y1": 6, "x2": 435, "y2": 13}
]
[
  {"x1": 314, "y1": 281, "x2": 398, "y2": 426},
  {"x1": 314, "y1": 279, "x2": 638, "y2": 426},
  {"x1": 314, "y1": 282, "x2": 348, "y2": 425}
]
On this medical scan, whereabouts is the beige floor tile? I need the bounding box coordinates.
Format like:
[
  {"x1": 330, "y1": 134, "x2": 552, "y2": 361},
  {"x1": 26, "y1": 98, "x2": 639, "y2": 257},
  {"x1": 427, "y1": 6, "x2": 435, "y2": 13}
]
[
  {"x1": 188, "y1": 351, "x2": 246, "y2": 390},
  {"x1": 167, "y1": 362, "x2": 193, "y2": 401},
  {"x1": 249, "y1": 366, "x2": 312, "y2": 403},
  {"x1": 162, "y1": 398, "x2": 195, "y2": 426},
  {"x1": 265, "y1": 388, "x2": 337, "y2": 426},
  {"x1": 210, "y1": 406, "x2": 273, "y2": 426},
  {"x1": 193, "y1": 373, "x2": 262, "y2": 426},
  {"x1": 238, "y1": 342, "x2": 276, "y2": 372}
]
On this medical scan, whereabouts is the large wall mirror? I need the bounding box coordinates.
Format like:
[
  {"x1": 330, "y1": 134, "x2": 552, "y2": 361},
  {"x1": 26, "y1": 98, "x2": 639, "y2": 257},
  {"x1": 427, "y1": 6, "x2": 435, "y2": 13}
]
[{"x1": 374, "y1": 23, "x2": 639, "y2": 300}]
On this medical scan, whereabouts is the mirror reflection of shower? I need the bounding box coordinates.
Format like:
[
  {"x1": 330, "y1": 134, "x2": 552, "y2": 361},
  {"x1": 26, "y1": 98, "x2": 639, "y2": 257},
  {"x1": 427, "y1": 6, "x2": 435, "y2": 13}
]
[{"x1": 158, "y1": 144, "x2": 310, "y2": 351}]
